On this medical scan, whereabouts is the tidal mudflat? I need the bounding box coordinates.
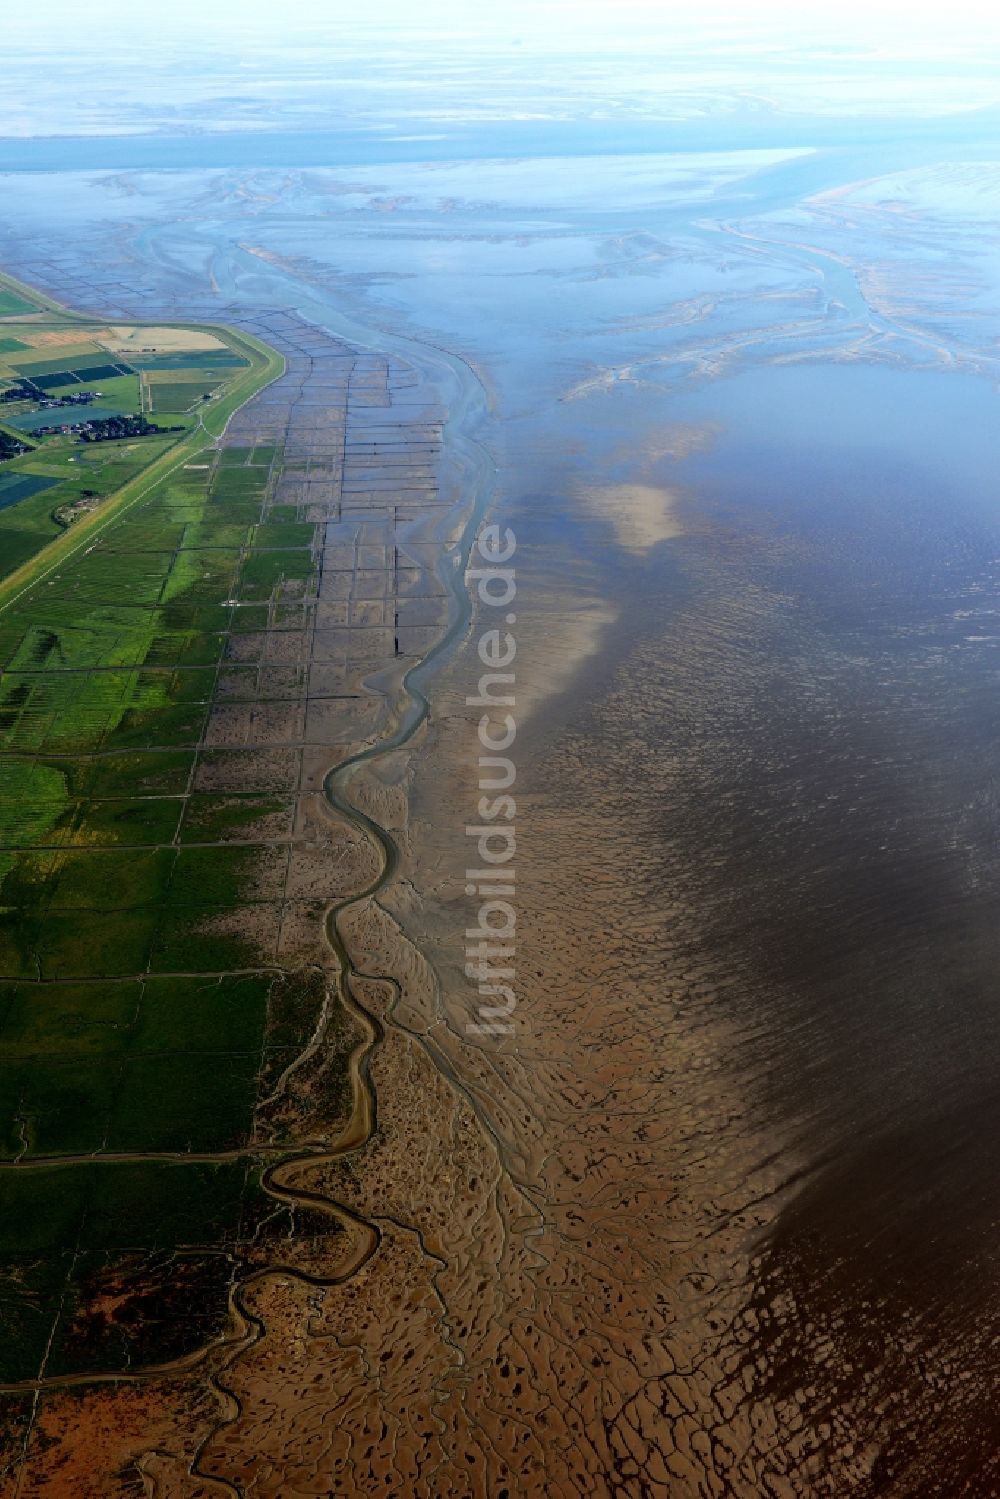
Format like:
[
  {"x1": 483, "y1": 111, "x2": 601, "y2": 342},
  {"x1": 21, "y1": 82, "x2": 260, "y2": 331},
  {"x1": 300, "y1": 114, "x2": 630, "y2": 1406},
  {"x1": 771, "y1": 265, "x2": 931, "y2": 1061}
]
[{"x1": 2, "y1": 132, "x2": 1000, "y2": 1494}]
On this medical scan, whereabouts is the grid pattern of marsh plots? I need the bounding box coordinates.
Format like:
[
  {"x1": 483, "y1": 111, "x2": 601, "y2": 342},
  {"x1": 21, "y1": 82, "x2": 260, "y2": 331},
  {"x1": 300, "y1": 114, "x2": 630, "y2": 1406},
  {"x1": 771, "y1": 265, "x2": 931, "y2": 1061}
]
[
  {"x1": 0, "y1": 252, "x2": 457, "y2": 979},
  {"x1": 0, "y1": 308, "x2": 456, "y2": 1001},
  {"x1": 203, "y1": 311, "x2": 453, "y2": 966},
  {"x1": 0, "y1": 304, "x2": 462, "y2": 1382}
]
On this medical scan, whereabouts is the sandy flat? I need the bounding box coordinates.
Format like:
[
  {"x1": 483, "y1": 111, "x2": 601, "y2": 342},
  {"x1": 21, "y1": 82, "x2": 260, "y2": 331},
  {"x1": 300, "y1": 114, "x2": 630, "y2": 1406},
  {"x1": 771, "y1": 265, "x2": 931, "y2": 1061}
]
[
  {"x1": 578, "y1": 480, "x2": 684, "y2": 555},
  {"x1": 103, "y1": 323, "x2": 228, "y2": 353}
]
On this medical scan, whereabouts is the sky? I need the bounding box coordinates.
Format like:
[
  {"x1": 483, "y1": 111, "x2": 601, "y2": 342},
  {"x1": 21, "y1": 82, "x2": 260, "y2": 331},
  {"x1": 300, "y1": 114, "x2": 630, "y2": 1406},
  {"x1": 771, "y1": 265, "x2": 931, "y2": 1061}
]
[
  {"x1": 6, "y1": 0, "x2": 1000, "y2": 142},
  {"x1": 6, "y1": 0, "x2": 1000, "y2": 49}
]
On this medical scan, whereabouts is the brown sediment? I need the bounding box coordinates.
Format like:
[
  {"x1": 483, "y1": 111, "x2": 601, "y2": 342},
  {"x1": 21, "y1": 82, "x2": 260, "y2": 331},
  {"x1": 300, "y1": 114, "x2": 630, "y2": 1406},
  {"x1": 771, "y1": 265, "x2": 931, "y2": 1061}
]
[
  {"x1": 0, "y1": 1382, "x2": 219, "y2": 1499},
  {"x1": 120, "y1": 504, "x2": 781, "y2": 1498}
]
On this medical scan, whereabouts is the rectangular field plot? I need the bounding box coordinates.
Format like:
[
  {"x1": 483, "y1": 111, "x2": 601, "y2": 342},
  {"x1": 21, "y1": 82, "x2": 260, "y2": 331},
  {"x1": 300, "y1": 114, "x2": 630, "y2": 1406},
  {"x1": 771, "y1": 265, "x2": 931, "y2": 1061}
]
[
  {"x1": 133, "y1": 973, "x2": 271, "y2": 1053},
  {"x1": 0, "y1": 473, "x2": 59, "y2": 512},
  {"x1": 13, "y1": 352, "x2": 131, "y2": 378},
  {"x1": 34, "y1": 795, "x2": 184, "y2": 849},
  {"x1": 0, "y1": 980, "x2": 140, "y2": 1056},
  {"x1": 149, "y1": 383, "x2": 218, "y2": 413},
  {"x1": 0, "y1": 760, "x2": 72, "y2": 849},
  {"x1": 0, "y1": 968, "x2": 276, "y2": 1156},
  {"x1": 109, "y1": 1053, "x2": 261, "y2": 1152},
  {"x1": 25, "y1": 909, "x2": 158, "y2": 980},
  {"x1": 150, "y1": 904, "x2": 281, "y2": 972},
  {"x1": 128, "y1": 352, "x2": 249, "y2": 370},
  {"x1": 0, "y1": 1056, "x2": 120, "y2": 1155},
  {"x1": 45, "y1": 847, "x2": 176, "y2": 910},
  {"x1": 177, "y1": 793, "x2": 295, "y2": 844},
  {"x1": 160, "y1": 549, "x2": 242, "y2": 605},
  {"x1": 50, "y1": 552, "x2": 175, "y2": 606},
  {"x1": 55, "y1": 751, "x2": 196, "y2": 798},
  {"x1": 238, "y1": 550, "x2": 315, "y2": 601},
  {"x1": 0, "y1": 529, "x2": 55, "y2": 573},
  {"x1": 26, "y1": 372, "x2": 86, "y2": 390},
  {"x1": 9, "y1": 404, "x2": 132, "y2": 432},
  {"x1": 29, "y1": 366, "x2": 133, "y2": 390},
  {"x1": 72, "y1": 363, "x2": 133, "y2": 383},
  {"x1": 11, "y1": 344, "x2": 104, "y2": 372}
]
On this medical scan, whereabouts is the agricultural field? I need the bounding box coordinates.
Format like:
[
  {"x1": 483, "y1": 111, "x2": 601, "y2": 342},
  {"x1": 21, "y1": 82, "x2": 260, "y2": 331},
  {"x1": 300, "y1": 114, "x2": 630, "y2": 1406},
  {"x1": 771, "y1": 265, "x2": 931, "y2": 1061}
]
[
  {"x1": 146, "y1": 371, "x2": 227, "y2": 414},
  {"x1": 0, "y1": 428, "x2": 349, "y2": 1384},
  {"x1": 0, "y1": 276, "x2": 263, "y2": 586}
]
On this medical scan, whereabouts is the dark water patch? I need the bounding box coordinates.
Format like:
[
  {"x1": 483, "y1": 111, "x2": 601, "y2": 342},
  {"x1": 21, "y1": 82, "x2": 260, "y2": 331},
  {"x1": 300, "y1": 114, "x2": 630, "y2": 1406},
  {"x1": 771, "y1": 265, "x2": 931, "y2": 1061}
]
[
  {"x1": 0, "y1": 473, "x2": 59, "y2": 511},
  {"x1": 614, "y1": 361, "x2": 1000, "y2": 1482},
  {"x1": 515, "y1": 356, "x2": 1000, "y2": 1485}
]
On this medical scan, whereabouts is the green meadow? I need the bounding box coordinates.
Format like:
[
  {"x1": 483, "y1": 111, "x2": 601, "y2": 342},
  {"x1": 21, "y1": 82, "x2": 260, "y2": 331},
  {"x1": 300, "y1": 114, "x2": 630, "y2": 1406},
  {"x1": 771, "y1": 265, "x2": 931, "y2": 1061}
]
[
  {"x1": 0, "y1": 290, "x2": 35, "y2": 319},
  {"x1": 0, "y1": 276, "x2": 343, "y2": 1383}
]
